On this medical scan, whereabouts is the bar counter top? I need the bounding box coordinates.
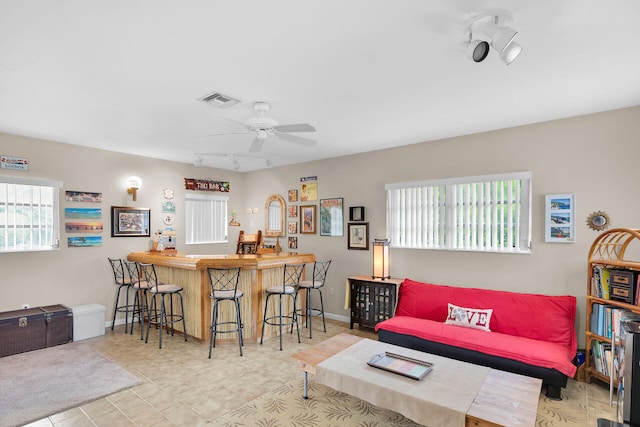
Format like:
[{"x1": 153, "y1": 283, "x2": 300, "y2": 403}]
[{"x1": 127, "y1": 251, "x2": 315, "y2": 270}]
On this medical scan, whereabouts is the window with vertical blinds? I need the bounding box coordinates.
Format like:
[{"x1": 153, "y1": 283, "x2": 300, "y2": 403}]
[
  {"x1": 0, "y1": 177, "x2": 62, "y2": 252},
  {"x1": 185, "y1": 192, "x2": 228, "y2": 245},
  {"x1": 386, "y1": 172, "x2": 531, "y2": 253}
]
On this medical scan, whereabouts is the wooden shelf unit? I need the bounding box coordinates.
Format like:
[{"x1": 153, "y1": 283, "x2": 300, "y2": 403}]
[{"x1": 585, "y1": 228, "x2": 640, "y2": 386}]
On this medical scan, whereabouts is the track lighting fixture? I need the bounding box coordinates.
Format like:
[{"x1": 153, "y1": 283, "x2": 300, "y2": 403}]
[
  {"x1": 193, "y1": 155, "x2": 203, "y2": 167},
  {"x1": 265, "y1": 159, "x2": 273, "y2": 169},
  {"x1": 233, "y1": 158, "x2": 240, "y2": 170},
  {"x1": 194, "y1": 153, "x2": 273, "y2": 171},
  {"x1": 463, "y1": 10, "x2": 522, "y2": 65}
]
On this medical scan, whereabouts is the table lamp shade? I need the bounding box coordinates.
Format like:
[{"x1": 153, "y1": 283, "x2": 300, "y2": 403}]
[{"x1": 372, "y1": 239, "x2": 390, "y2": 280}]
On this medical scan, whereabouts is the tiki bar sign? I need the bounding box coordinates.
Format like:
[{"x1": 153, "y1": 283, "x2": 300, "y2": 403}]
[{"x1": 184, "y1": 178, "x2": 230, "y2": 192}]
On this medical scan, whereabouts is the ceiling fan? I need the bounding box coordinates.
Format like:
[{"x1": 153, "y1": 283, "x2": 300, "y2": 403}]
[{"x1": 205, "y1": 101, "x2": 317, "y2": 153}]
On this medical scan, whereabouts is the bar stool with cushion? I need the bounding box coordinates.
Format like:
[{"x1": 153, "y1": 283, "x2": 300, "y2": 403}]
[
  {"x1": 139, "y1": 263, "x2": 188, "y2": 349},
  {"x1": 260, "y1": 263, "x2": 305, "y2": 351},
  {"x1": 108, "y1": 257, "x2": 134, "y2": 333},
  {"x1": 207, "y1": 267, "x2": 244, "y2": 358},
  {"x1": 123, "y1": 260, "x2": 150, "y2": 340},
  {"x1": 295, "y1": 260, "x2": 332, "y2": 339}
]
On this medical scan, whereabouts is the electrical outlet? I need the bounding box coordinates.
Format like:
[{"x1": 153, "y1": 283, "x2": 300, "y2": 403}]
[{"x1": 22, "y1": 304, "x2": 30, "y2": 309}]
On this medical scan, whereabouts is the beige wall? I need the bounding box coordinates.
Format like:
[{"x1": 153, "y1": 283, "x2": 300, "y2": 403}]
[{"x1": 2, "y1": 106, "x2": 639, "y2": 348}]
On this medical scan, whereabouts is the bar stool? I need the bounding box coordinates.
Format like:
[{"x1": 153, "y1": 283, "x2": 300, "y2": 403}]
[
  {"x1": 108, "y1": 257, "x2": 134, "y2": 333},
  {"x1": 295, "y1": 260, "x2": 331, "y2": 339},
  {"x1": 207, "y1": 267, "x2": 244, "y2": 358},
  {"x1": 260, "y1": 263, "x2": 305, "y2": 351},
  {"x1": 139, "y1": 263, "x2": 188, "y2": 348},
  {"x1": 123, "y1": 260, "x2": 149, "y2": 340}
]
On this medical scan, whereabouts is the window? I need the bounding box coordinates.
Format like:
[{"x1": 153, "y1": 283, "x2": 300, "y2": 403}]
[
  {"x1": 0, "y1": 177, "x2": 62, "y2": 252},
  {"x1": 386, "y1": 172, "x2": 531, "y2": 253},
  {"x1": 185, "y1": 192, "x2": 228, "y2": 244}
]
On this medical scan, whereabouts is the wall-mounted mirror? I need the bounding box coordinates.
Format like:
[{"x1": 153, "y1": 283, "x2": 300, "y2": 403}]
[{"x1": 265, "y1": 194, "x2": 286, "y2": 237}]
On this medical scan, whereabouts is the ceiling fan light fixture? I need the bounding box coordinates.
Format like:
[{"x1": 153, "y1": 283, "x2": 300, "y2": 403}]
[{"x1": 256, "y1": 129, "x2": 268, "y2": 140}]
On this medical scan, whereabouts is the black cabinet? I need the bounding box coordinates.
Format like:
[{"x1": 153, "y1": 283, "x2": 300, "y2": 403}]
[{"x1": 348, "y1": 276, "x2": 402, "y2": 329}]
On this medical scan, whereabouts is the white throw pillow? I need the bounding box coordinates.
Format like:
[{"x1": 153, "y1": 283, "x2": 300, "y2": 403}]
[{"x1": 444, "y1": 303, "x2": 492, "y2": 332}]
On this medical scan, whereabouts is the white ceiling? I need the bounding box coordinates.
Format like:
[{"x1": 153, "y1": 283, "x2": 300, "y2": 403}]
[{"x1": 1, "y1": 1, "x2": 639, "y2": 172}]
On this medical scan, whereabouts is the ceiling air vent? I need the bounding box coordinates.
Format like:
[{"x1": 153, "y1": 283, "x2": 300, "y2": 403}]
[{"x1": 198, "y1": 92, "x2": 241, "y2": 109}]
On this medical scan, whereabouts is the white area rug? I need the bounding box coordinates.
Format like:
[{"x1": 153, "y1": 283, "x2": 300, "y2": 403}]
[{"x1": 0, "y1": 342, "x2": 142, "y2": 427}]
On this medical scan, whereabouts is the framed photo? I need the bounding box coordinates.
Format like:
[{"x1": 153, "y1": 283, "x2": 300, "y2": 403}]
[
  {"x1": 288, "y1": 205, "x2": 298, "y2": 218},
  {"x1": 300, "y1": 182, "x2": 318, "y2": 201},
  {"x1": 349, "y1": 206, "x2": 365, "y2": 222},
  {"x1": 288, "y1": 221, "x2": 298, "y2": 234},
  {"x1": 288, "y1": 189, "x2": 298, "y2": 202},
  {"x1": 111, "y1": 206, "x2": 150, "y2": 237},
  {"x1": 320, "y1": 198, "x2": 344, "y2": 236},
  {"x1": 544, "y1": 194, "x2": 575, "y2": 243},
  {"x1": 288, "y1": 236, "x2": 298, "y2": 249},
  {"x1": 300, "y1": 205, "x2": 317, "y2": 234},
  {"x1": 348, "y1": 222, "x2": 369, "y2": 250}
]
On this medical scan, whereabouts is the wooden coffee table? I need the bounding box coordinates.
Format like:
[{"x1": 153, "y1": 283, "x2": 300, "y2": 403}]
[{"x1": 292, "y1": 333, "x2": 541, "y2": 427}]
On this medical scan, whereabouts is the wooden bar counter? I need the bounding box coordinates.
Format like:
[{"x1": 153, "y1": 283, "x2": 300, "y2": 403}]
[{"x1": 127, "y1": 251, "x2": 315, "y2": 342}]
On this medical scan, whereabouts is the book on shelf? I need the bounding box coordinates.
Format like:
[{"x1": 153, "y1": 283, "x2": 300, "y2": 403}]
[{"x1": 592, "y1": 265, "x2": 610, "y2": 299}]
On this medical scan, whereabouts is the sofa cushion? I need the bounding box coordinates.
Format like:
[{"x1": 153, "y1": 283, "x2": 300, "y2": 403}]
[
  {"x1": 445, "y1": 303, "x2": 492, "y2": 331},
  {"x1": 394, "y1": 278, "x2": 577, "y2": 355},
  {"x1": 377, "y1": 315, "x2": 577, "y2": 377}
]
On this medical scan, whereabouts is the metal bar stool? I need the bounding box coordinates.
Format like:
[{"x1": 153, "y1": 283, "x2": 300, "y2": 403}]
[
  {"x1": 260, "y1": 263, "x2": 305, "y2": 351},
  {"x1": 108, "y1": 257, "x2": 135, "y2": 333},
  {"x1": 139, "y1": 263, "x2": 188, "y2": 348},
  {"x1": 123, "y1": 260, "x2": 150, "y2": 340},
  {"x1": 295, "y1": 260, "x2": 331, "y2": 339},
  {"x1": 207, "y1": 267, "x2": 244, "y2": 358}
]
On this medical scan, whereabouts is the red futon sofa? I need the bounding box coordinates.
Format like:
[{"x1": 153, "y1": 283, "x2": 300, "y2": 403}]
[{"x1": 375, "y1": 278, "x2": 577, "y2": 399}]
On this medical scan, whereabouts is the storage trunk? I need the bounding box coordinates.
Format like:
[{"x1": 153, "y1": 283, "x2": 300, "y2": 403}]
[
  {"x1": 0, "y1": 305, "x2": 73, "y2": 357},
  {"x1": 40, "y1": 304, "x2": 73, "y2": 347}
]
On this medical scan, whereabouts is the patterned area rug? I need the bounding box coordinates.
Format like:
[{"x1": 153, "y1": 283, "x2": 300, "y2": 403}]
[{"x1": 212, "y1": 377, "x2": 615, "y2": 427}]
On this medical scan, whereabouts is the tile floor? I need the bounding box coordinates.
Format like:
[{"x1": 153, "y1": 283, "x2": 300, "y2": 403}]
[{"x1": 24, "y1": 319, "x2": 617, "y2": 427}]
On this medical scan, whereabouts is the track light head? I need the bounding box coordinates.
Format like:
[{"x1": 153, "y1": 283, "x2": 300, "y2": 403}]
[
  {"x1": 193, "y1": 155, "x2": 203, "y2": 167},
  {"x1": 463, "y1": 10, "x2": 522, "y2": 65},
  {"x1": 233, "y1": 159, "x2": 240, "y2": 170},
  {"x1": 265, "y1": 158, "x2": 273, "y2": 169}
]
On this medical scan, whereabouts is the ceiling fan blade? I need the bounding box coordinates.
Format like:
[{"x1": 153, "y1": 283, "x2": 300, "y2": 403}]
[
  {"x1": 276, "y1": 132, "x2": 317, "y2": 147},
  {"x1": 249, "y1": 137, "x2": 265, "y2": 153},
  {"x1": 201, "y1": 130, "x2": 249, "y2": 137},
  {"x1": 273, "y1": 123, "x2": 316, "y2": 133}
]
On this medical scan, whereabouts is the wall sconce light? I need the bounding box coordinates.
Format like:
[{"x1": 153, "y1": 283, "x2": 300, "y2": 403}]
[
  {"x1": 126, "y1": 176, "x2": 142, "y2": 201},
  {"x1": 372, "y1": 239, "x2": 390, "y2": 280}
]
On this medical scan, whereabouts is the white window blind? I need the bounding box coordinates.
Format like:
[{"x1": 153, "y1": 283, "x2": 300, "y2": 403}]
[
  {"x1": 0, "y1": 176, "x2": 62, "y2": 252},
  {"x1": 386, "y1": 172, "x2": 531, "y2": 253},
  {"x1": 185, "y1": 192, "x2": 228, "y2": 245}
]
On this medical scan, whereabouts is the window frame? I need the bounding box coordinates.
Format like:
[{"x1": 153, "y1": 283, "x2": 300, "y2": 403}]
[
  {"x1": 0, "y1": 176, "x2": 62, "y2": 253},
  {"x1": 185, "y1": 192, "x2": 229, "y2": 245},
  {"x1": 385, "y1": 171, "x2": 532, "y2": 254}
]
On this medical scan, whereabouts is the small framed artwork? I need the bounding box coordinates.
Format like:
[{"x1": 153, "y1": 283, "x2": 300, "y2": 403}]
[
  {"x1": 300, "y1": 205, "x2": 317, "y2": 234},
  {"x1": 300, "y1": 182, "x2": 318, "y2": 202},
  {"x1": 65, "y1": 191, "x2": 102, "y2": 203},
  {"x1": 320, "y1": 198, "x2": 344, "y2": 236},
  {"x1": 349, "y1": 206, "x2": 365, "y2": 222},
  {"x1": 288, "y1": 221, "x2": 298, "y2": 234},
  {"x1": 288, "y1": 205, "x2": 298, "y2": 218},
  {"x1": 544, "y1": 194, "x2": 575, "y2": 243},
  {"x1": 348, "y1": 222, "x2": 369, "y2": 250},
  {"x1": 111, "y1": 206, "x2": 150, "y2": 237},
  {"x1": 288, "y1": 189, "x2": 298, "y2": 202},
  {"x1": 288, "y1": 236, "x2": 298, "y2": 249}
]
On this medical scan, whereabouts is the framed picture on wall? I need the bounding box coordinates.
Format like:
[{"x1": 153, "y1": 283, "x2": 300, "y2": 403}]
[
  {"x1": 544, "y1": 193, "x2": 575, "y2": 243},
  {"x1": 348, "y1": 222, "x2": 369, "y2": 250},
  {"x1": 320, "y1": 198, "x2": 344, "y2": 236},
  {"x1": 300, "y1": 205, "x2": 316, "y2": 234},
  {"x1": 111, "y1": 206, "x2": 150, "y2": 237}
]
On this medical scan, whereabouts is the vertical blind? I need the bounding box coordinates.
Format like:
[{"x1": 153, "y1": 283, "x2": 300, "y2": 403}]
[
  {"x1": 0, "y1": 177, "x2": 62, "y2": 252},
  {"x1": 386, "y1": 172, "x2": 531, "y2": 253},
  {"x1": 185, "y1": 193, "x2": 228, "y2": 244}
]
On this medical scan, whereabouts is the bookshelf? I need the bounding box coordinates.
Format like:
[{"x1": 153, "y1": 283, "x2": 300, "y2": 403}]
[{"x1": 586, "y1": 228, "x2": 640, "y2": 389}]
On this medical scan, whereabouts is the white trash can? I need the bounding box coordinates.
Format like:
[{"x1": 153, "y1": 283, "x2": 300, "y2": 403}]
[{"x1": 71, "y1": 304, "x2": 106, "y2": 341}]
